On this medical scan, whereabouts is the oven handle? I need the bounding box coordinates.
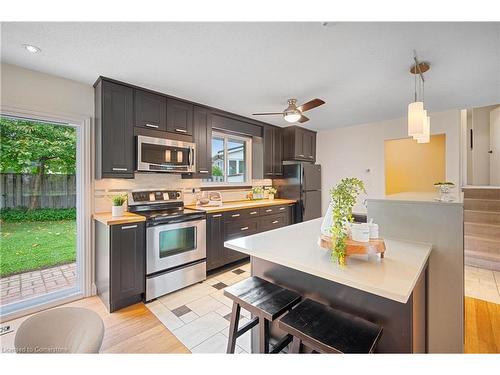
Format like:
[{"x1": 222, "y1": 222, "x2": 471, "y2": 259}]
[{"x1": 147, "y1": 217, "x2": 206, "y2": 228}]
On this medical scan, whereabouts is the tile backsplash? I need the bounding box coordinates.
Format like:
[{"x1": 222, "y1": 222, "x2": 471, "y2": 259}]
[{"x1": 94, "y1": 173, "x2": 272, "y2": 212}]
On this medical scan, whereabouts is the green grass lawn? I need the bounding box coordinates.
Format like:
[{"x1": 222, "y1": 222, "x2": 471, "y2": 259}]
[{"x1": 0, "y1": 220, "x2": 76, "y2": 278}]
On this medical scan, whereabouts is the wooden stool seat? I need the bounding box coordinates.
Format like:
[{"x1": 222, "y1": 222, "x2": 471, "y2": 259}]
[
  {"x1": 224, "y1": 276, "x2": 301, "y2": 353},
  {"x1": 278, "y1": 299, "x2": 383, "y2": 354}
]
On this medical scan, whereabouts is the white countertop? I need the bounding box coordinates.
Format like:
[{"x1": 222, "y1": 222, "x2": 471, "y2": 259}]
[
  {"x1": 368, "y1": 191, "x2": 463, "y2": 205},
  {"x1": 225, "y1": 218, "x2": 432, "y2": 304}
]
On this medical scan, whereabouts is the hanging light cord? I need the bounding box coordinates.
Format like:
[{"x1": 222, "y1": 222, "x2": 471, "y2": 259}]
[{"x1": 412, "y1": 49, "x2": 426, "y2": 102}]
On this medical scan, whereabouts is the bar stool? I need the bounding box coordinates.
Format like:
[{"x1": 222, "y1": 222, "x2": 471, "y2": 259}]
[
  {"x1": 224, "y1": 276, "x2": 301, "y2": 353},
  {"x1": 278, "y1": 298, "x2": 383, "y2": 354}
]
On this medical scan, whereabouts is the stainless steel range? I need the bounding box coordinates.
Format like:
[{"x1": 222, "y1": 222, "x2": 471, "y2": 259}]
[{"x1": 128, "y1": 189, "x2": 206, "y2": 301}]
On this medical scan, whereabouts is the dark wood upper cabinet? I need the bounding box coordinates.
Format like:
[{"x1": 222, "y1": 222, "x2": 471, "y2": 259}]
[
  {"x1": 193, "y1": 106, "x2": 212, "y2": 176},
  {"x1": 273, "y1": 127, "x2": 284, "y2": 175},
  {"x1": 263, "y1": 125, "x2": 284, "y2": 178},
  {"x1": 167, "y1": 98, "x2": 194, "y2": 136},
  {"x1": 283, "y1": 126, "x2": 317, "y2": 162},
  {"x1": 134, "y1": 89, "x2": 167, "y2": 131},
  {"x1": 303, "y1": 130, "x2": 316, "y2": 162},
  {"x1": 95, "y1": 76, "x2": 297, "y2": 180},
  {"x1": 95, "y1": 80, "x2": 134, "y2": 179},
  {"x1": 263, "y1": 126, "x2": 274, "y2": 177}
]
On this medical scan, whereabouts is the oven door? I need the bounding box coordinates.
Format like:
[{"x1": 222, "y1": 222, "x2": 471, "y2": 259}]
[
  {"x1": 137, "y1": 135, "x2": 195, "y2": 173},
  {"x1": 146, "y1": 219, "x2": 206, "y2": 274}
]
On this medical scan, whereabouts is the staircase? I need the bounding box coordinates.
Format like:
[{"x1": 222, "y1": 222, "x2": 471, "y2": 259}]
[{"x1": 463, "y1": 188, "x2": 500, "y2": 271}]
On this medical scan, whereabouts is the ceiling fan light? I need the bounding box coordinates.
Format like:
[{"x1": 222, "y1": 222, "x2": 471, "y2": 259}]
[
  {"x1": 416, "y1": 113, "x2": 430, "y2": 144},
  {"x1": 408, "y1": 101, "x2": 425, "y2": 137},
  {"x1": 284, "y1": 111, "x2": 301, "y2": 123}
]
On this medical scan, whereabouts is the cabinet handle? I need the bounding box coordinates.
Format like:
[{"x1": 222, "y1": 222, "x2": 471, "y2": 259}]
[
  {"x1": 272, "y1": 220, "x2": 279, "y2": 224},
  {"x1": 279, "y1": 207, "x2": 285, "y2": 211},
  {"x1": 231, "y1": 213, "x2": 240, "y2": 218},
  {"x1": 309, "y1": 156, "x2": 314, "y2": 159},
  {"x1": 175, "y1": 128, "x2": 188, "y2": 133},
  {"x1": 212, "y1": 214, "x2": 222, "y2": 218},
  {"x1": 265, "y1": 172, "x2": 273, "y2": 175},
  {"x1": 250, "y1": 211, "x2": 258, "y2": 215},
  {"x1": 199, "y1": 170, "x2": 209, "y2": 174},
  {"x1": 240, "y1": 226, "x2": 249, "y2": 231},
  {"x1": 112, "y1": 167, "x2": 128, "y2": 171},
  {"x1": 265, "y1": 209, "x2": 272, "y2": 212},
  {"x1": 145, "y1": 123, "x2": 159, "y2": 128},
  {"x1": 121, "y1": 225, "x2": 137, "y2": 230},
  {"x1": 275, "y1": 173, "x2": 282, "y2": 175},
  {"x1": 299, "y1": 154, "x2": 305, "y2": 157}
]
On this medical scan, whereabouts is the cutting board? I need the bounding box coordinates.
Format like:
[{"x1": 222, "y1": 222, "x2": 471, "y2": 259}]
[{"x1": 319, "y1": 235, "x2": 386, "y2": 258}]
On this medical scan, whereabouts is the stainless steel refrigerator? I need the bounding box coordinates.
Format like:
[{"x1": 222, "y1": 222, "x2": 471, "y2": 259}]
[{"x1": 274, "y1": 163, "x2": 322, "y2": 223}]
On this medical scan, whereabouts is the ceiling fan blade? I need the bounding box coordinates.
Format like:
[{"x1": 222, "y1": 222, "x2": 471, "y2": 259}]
[
  {"x1": 298, "y1": 98, "x2": 325, "y2": 113},
  {"x1": 297, "y1": 115, "x2": 310, "y2": 123},
  {"x1": 252, "y1": 112, "x2": 283, "y2": 116}
]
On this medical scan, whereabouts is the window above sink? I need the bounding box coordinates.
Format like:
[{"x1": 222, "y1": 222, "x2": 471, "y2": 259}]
[{"x1": 202, "y1": 131, "x2": 252, "y2": 187}]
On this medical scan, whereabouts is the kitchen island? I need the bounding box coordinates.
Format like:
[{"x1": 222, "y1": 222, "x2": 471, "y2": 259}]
[{"x1": 225, "y1": 218, "x2": 431, "y2": 353}]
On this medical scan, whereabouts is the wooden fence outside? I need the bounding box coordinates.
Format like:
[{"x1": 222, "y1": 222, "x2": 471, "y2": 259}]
[{"x1": 0, "y1": 173, "x2": 76, "y2": 209}]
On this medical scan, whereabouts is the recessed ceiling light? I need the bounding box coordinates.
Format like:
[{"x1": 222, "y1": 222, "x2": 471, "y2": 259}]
[{"x1": 23, "y1": 44, "x2": 41, "y2": 53}]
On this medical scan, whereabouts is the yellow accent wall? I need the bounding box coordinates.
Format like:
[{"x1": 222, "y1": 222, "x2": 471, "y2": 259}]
[{"x1": 385, "y1": 134, "x2": 446, "y2": 195}]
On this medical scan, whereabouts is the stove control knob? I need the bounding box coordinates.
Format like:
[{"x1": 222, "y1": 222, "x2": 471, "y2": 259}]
[
  {"x1": 163, "y1": 192, "x2": 169, "y2": 200},
  {"x1": 176, "y1": 192, "x2": 181, "y2": 199}
]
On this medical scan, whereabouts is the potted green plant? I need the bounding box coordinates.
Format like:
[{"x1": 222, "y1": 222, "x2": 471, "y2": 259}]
[
  {"x1": 265, "y1": 186, "x2": 277, "y2": 200},
  {"x1": 111, "y1": 194, "x2": 127, "y2": 217},
  {"x1": 251, "y1": 186, "x2": 264, "y2": 200},
  {"x1": 328, "y1": 178, "x2": 366, "y2": 266}
]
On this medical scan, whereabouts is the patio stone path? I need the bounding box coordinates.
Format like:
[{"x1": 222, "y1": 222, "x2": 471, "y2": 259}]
[{"x1": 0, "y1": 262, "x2": 76, "y2": 306}]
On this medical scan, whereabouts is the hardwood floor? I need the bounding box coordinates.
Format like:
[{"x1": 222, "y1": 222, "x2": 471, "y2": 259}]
[
  {"x1": 2, "y1": 295, "x2": 498, "y2": 353},
  {"x1": 1, "y1": 296, "x2": 190, "y2": 354},
  {"x1": 465, "y1": 296, "x2": 500, "y2": 353}
]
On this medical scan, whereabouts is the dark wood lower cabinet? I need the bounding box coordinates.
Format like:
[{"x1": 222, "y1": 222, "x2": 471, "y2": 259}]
[
  {"x1": 206, "y1": 204, "x2": 294, "y2": 272},
  {"x1": 206, "y1": 213, "x2": 225, "y2": 271},
  {"x1": 95, "y1": 221, "x2": 146, "y2": 312}
]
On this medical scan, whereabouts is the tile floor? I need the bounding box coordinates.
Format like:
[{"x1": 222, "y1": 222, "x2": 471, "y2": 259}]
[
  {"x1": 0, "y1": 263, "x2": 77, "y2": 306},
  {"x1": 465, "y1": 265, "x2": 500, "y2": 304},
  {"x1": 145, "y1": 262, "x2": 252, "y2": 353},
  {"x1": 146, "y1": 263, "x2": 500, "y2": 353}
]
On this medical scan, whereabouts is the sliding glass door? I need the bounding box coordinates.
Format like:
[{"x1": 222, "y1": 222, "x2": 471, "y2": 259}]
[{"x1": 0, "y1": 115, "x2": 83, "y2": 317}]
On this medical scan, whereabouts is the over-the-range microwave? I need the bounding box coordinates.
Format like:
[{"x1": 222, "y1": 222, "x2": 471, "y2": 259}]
[{"x1": 137, "y1": 135, "x2": 196, "y2": 173}]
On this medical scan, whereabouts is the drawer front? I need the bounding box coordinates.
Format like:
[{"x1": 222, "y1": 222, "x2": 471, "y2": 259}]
[
  {"x1": 145, "y1": 261, "x2": 206, "y2": 302},
  {"x1": 225, "y1": 219, "x2": 258, "y2": 238},
  {"x1": 260, "y1": 213, "x2": 287, "y2": 231},
  {"x1": 259, "y1": 204, "x2": 289, "y2": 216},
  {"x1": 259, "y1": 206, "x2": 277, "y2": 216},
  {"x1": 223, "y1": 208, "x2": 259, "y2": 221}
]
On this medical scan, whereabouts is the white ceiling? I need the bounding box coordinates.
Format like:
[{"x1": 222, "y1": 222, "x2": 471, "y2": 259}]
[{"x1": 1, "y1": 22, "x2": 500, "y2": 130}]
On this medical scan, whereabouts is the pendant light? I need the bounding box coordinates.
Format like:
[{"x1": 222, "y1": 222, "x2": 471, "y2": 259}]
[
  {"x1": 408, "y1": 71, "x2": 425, "y2": 138},
  {"x1": 416, "y1": 112, "x2": 430, "y2": 143},
  {"x1": 408, "y1": 51, "x2": 431, "y2": 143}
]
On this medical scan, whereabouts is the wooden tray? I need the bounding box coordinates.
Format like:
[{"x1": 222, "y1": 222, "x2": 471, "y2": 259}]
[{"x1": 319, "y1": 235, "x2": 386, "y2": 258}]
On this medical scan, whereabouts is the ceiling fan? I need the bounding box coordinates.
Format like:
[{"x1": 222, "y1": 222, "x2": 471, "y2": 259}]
[{"x1": 253, "y1": 98, "x2": 326, "y2": 124}]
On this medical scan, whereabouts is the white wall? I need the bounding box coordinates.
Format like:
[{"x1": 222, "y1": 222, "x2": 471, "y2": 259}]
[
  {"x1": 1, "y1": 63, "x2": 94, "y2": 118},
  {"x1": 316, "y1": 109, "x2": 462, "y2": 214}
]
